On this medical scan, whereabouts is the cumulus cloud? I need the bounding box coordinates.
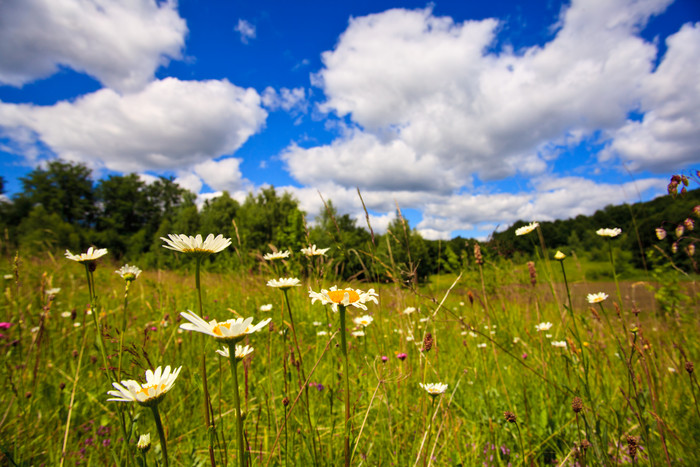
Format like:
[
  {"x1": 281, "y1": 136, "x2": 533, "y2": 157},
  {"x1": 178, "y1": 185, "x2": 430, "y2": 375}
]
[
  {"x1": 0, "y1": 0, "x2": 187, "y2": 92},
  {"x1": 262, "y1": 87, "x2": 308, "y2": 114},
  {"x1": 235, "y1": 19, "x2": 256, "y2": 44},
  {"x1": 287, "y1": 0, "x2": 680, "y2": 193},
  {"x1": 0, "y1": 77, "x2": 268, "y2": 173},
  {"x1": 193, "y1": 157, "x2": 249, "y2": 193}
]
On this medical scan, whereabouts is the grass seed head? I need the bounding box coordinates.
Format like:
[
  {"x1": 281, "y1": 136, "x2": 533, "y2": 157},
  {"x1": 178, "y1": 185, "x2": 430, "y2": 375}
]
[
  {"x1": 686, "y1": 361, "x2": 694, "y2": 375},
  {"x1": 504, "y1": 411, "x2": 517, "y2": 423},
  {"x1": 571, "y1": 396, "x2": 583, "y2": 413}
]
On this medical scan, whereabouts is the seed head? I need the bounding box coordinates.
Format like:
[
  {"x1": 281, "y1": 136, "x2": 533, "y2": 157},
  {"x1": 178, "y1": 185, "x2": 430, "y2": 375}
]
[
  {"x1": 571, "y1": 396, "x2": 583, "y2": 413},
  {"x1": 504, "y1": 411, "x2": 517, "y2": 423},
  {"x1": 282, "y1": 397, "x2": 289, "y2": 407},
  {"x1": 467, "y1": 291, "x2": 475, "y2": 305},
  {"x1": 527, "y1": 261, "x2": 537, "y2": 287},
  {"x1": 474, "y1": 243, "x2": 484, "y2": 266},
  {"x1": 423, "y1": 332, "x2": 433, "y2": 352},
  {"x1": 686, "y1": 361, "x2": 694, "y2": 375}
]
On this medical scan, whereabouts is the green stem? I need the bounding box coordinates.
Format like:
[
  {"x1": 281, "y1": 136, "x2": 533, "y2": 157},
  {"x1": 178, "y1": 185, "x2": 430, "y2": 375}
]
[
  {"x1": 84, "y1": 264, "x2": 114, "y2": 382},
  {"x1": 196, "y1": 256, "x2": 204, "y2": 316},
  {"x1": 228, "y1": 344, "x2": 246, "y2": 467},
  {"x1": 339, "y1": 306, "x2": 351, "y2": 467},
  {"x1": 150, "y1": 404, "x2": 169, "y2": 467}
]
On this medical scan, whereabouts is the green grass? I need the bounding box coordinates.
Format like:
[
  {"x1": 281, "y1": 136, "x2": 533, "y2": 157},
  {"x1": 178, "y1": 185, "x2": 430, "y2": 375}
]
[{"x1": 1, "y1": 250, "x2": 699, "y2": 466}]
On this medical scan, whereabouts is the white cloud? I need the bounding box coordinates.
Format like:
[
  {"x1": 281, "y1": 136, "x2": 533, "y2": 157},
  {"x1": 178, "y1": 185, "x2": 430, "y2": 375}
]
[
  {"x1": 174, "y1": 172, "x2": 203, "y2": 195},
  {"x1": 605, "y1": 23, "x2": 700, "y2": 171},
  {"x1": 193, "y1": 157, "x2": 249, "y2": 193},
  {"x1": 0, "y1": 77, "x2": 268, "y2": 172},
  {"x1": 288, "y1": 0, "x2": 679, "y2": 194},
  {"x1": 0, "y1": 0, "x2": 187, "y2": 92},
  {"x1": 235, "y1": 19, "x2": 256, "y2": 44},
  {"x1": 261, "y1": 87, "x2": 308, "y2": 114}
]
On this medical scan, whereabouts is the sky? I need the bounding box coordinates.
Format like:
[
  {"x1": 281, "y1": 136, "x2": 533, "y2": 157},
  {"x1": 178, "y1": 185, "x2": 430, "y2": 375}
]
[{"x1": 1, "y1": 0, "x2": 699, "y2": 240}]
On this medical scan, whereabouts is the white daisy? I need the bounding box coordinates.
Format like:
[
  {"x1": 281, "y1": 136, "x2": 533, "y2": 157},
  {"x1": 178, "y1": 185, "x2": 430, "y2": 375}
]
[
  {"x1": 160, "y1": 234, "x2": 231, "y2": 254},
  {"x1": 107, "y1": 365, "x2": 181, "y2": 407},
  {"x1": 216, "y1": 345, "x2": 254, "y2": 361},
  {"x1": 353, "y1": 315, "x2": 374, "y2": 327},
  {"x1": 115, "y1": 264, "x2": 142, "y2": 281},
  {"x1": 587, "y1": 292, "x2": 608, "y2": 304},
  {"x1": 419, "y1": 382, "x2": 448, "y2": 397},
  {"x1": 180, "y1": 310, "x2": 271, "y2": 344},
  {"x1": 137, "y1": 433, "x2": 151, "y2": 452},
  {"x1": 65, "y1": 247, "x2": 108, "y2": 262},
  {"x1": 595, "y1": 228, "x2": 621, "y2": 238},
  {"x1": 301, "y1": 244, "x2": 330, "y2": 257},
  {"x1": 551, "y1": 341, "x2": 568, "y2": 348},
  {"x1": 535, "y1": 322, "x2": 553, "y2": 332},
  {"x1": 351, "y1": 330, "x2": 365, "y2": 338},
  {"x1": 267, "y1": 277, "x2": 302, "y2": 289},
  {"x1": 259, "y1": 304, "x2": 273, "y2": 312},
  {"x1": 402, "y1": 307, "x2": 416, "y2": 315},
  {"x1": 308, "y1": 286, "x2": 378, "y2": 312},
  {"x1": 263, "y1": 250, "x2": 290, "y2": 261},
  {"x1": 515, "y1": 222, "x2": 539, "y2": 236}
]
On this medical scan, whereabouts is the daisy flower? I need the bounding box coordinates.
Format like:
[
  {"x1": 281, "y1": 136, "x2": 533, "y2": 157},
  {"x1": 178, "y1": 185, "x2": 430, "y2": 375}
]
[
  {"x1": 65, "y1": 247, "x2": 108, "y2": 262},
  {"x1": 535, "y1": 322, "x2": 553, "y2": 332},
  {"x1": 180, "y1": 310, "x2": 271, "y2": 344},
  {"x1": 45, "y1": 287, "x2": 61, "y2": 296},
  {"x1": 259, "y1": 304, "x2": 273, "y2": 312},
  {"x1": 402, "y1": 307, "x2": 416, "y2": 315},
  {"x1": 137, "y1": 433, "x2": 151, "y2": 452},
  {"x1": 353, "y1": 315, "x2": 374, "y2": 327},
  {"x1": 551, "y1": 340, "x2": 568, "y2": 348},
  {"x1": 115, "y1": 264, "x2": 142, "y2": 282},
  {"x1": 216, "y1": 345, "x2": 255, "y2": 361},
  {"x1": 587, "y1": 292, "x2": 608, "y2": 304},
  {"x1": 515, "y1": 222, "x2": 539, "y2": 236},
  {"x1": 308, "y1": 285, "x2": 378, "y2": 312},
  {"x1": 596, "y1": 228, "x2": 622, "y2": 238},
  {"x1": 419, "y1": 382, "x2": 448, "y2": 397},
  {"x1": 351, "y1": 330, "x2": 365, "y2": 338},
  {"x1": 160, "y1": 233, "x2": 231, "y2": 254},
  {"x1": 107, "y1": 365, "x2": 182, "y2": 407},
  {"x1": 263, "y1": 250, "x2": 290, "y2": 261},
  {"x1": 301, "y1": 244, "x2": 330, "y2": 257},
  {"x1": 267, "y1": 277, "x2": 301, "y2": 289}
]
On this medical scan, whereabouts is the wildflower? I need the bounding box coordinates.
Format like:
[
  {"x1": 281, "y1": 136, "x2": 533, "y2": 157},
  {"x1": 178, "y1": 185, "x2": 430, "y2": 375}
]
[
  {"x1": 596, "y1": 228, "x2": 621, "y2": 237},
  {"x1": 688, "y1": 244, "x2": 696, "y2": 256},
  {"x1": 300, "y1": 244, "x2": 330, "y2": 257},
  {"x1": 473, "y1": 242, "x2": 484, "y2": 265},
  {"x1": 554, "y1": 251, "x2": 566, "y2": 260},
  {"x1": 655, "y1": 228, "x2": 667, "y2": 240},
  {"x1": 259, "y1": 304, "x2": 273, "y2": 312},
  {"x1": 45, "y1": 287, "x2": 61, "y2": 296},
  {"x1": 263, "y1": 250, "x2": 290, "y2": 260},
  {"x1": 381, "y1": 356, "x2": 388, "y2": 363},
  {"x1": 668, "y1": 367, "x2": 676, "y2": 373},
  {"x1": 115, "y1": 264, "x2": 142, "y2": 282},
  {"x1": 216, "y1": 345, "x2": 254, "y2": 361},
  {"x1": 316, "y1": 331, "x2": 328, "y2": 336},
  {"x1": 513, "y1": 337, "x2": 520, "y2": 344},
  {"x1": 587, "y1": 292, "x2": 608, "y2": 304},
  {"x1": 685, "y1": 361, "x2": 694, "y2": 374},
  {"x1": 266, "y1": 277, "x2": 301, "y2": 289},
  {"x1": 312, "y1": 321, "x2": 322, "y2": 326},
  {"x1": 0, "y1": 322, "x2": 12, "y2": 330},
  {"x1": 65, "y1": 247, "x2": 108, "y2": 262},
  {"x1": 137, "y1": 433, "x2": 151, "y2": 453},
  {"x1": 419, "y1": 382, "x2": 448, "y2": 397},
  {"x1": 551, "y1": 340, "x2": 567, "y2": 348},
  {"x1": 308, "y1": 286, "x2": 378, "y2": 312},
  {"x1": 160, "y1": 234, "x2": 231, "y2": 255},
  {"x1": 61, "y1": 312, "x2": 72, "y2": 318},
  {"x1": 504, "y1": 411, "x2": 517, "y2": 423},
  {"x1": 571, "y1": 396, "x2": 583, "y2": 413},
  {"x1": 675, "y1": 224, "x2": 685, "y2": 238},
  {"x1": 353, "y1": 315, "x2": 374, "y2": 327},
  {"x1": 419, "y1": 317, "x2": 429, "y2": 323},
  {"x1": 515, "y1": 222, "x2": 539, "y2": 236},
  {"x1": 180, "y1": 310, "x2": 271, "y2": 344},
  {"x1": 477, "y1": 343, "x2": 487, "y2": 348},
  {"x1": 685, "y1": 218, "x2": 694, "y2": 231},
  {"x1": 694, "y1": 205, "x2": 700, "y2": 217},
  {"x1": 535, "y1": 322, "x2": 553, "y2": 332},
  {"x1": 469, "y1": 331, "x2": 478, "y2": 338},
  {"x1": 107, "y1": 366, "x2": 181, "y2": 407},
  {"x1": 351, "y1": 330, "x2": 365, "y2": 338},
  {"x1": 521, "y1": 353, "x2": 528, "y2": 359},
  {"x1": 402, "y1": 307, "x2": 416, "y2": 315},
  {"x1": 397, "y1": 353, "x2": 407, "y2": 361}
]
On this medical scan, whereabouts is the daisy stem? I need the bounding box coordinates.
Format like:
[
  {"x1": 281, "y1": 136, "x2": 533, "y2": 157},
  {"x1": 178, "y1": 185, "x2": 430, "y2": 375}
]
[
  {"x1": 339, "y1": 305, "x2": 351, "y2": 467},
  {"x1": 607, "y1": 239, "x2": 623, "y2": 309},
  {"x1": 150, "y1": 404, "x2": 169, "y2": 467},
  {"x1": 228, "y1": 344, "x2": 246, "y2": 467},
  {"x1": 84, "y1": 264, "x2": 114, "y2": 382},
  {"x1": 282, "y1": 289, "x2": 319, "y2": 466},
  {"x1": 195, "y1": 256, "x2": 204, "y2": 317},
  {"x1": 117, "y1": 282, "x2": 134, "y2": 465}
]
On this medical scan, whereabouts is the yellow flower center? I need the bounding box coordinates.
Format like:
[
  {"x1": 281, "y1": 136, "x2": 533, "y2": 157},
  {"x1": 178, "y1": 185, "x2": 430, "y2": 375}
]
[
  {"x1": 327, "y1": 289, "x2": 360, "y2": 304},
  {"x1": 212, "y1": 322, "x2": 248, "y2": 337},
  {"x1": 138, "y1": 383, "x2": 166, "y2": 397}
]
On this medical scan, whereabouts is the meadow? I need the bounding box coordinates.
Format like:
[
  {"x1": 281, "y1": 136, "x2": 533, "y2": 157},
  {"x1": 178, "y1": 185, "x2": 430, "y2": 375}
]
[{"x1": 1, "y1": 226, "x2": 699, "y2": 467}]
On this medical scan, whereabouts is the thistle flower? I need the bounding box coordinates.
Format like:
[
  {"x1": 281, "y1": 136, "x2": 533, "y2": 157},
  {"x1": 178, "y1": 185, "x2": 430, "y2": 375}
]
[
  {"x1": 115, "y1": 264, "x2": 142, "y2": 282},
  {"x1": 397, "y1": 353, "x2": 407, "y2": 361},
  {"x1": 587, "y1": 292, "x2": 608, "y2": 304},
  {"x1": 308, "y1": 286, "x2": 378, "y2": 312},
  {"x1": 554, "y1": 251, "x2": 566, "y2": 260},
  {"x1": 596, "y1": 228, "x2": 621, "y2": 237},
  {"x1": 65, "y1": 246, "x2": 108, "y2": 262},
  {"x1": 301, "y1": 244, "x2": 330, "y2": 256},
  {"x1": 160, "y1": 234, "x2": 231, "y2": 255},
  {"x1": 137, "y1": 433, "x2": 151, "y2": 452},
  {"x1": 180, "y1": 311, "x2": 271, "y2": 344},
  {"x1": 216, "y1": 345, "x2": 254, "y2": 361},
  {"x1": 353, "y1": 315, "x2": 374, "y2": 327},
  {"x1": 419, "y1": 382, "x2": 448, "y2": 397},
  {"x1": 535, "y1": 322, "x2": 553, "y2": 332},
  {"x1": 266, "y1": 277, "x2": 301, "y2": 289},
  {"x1": 263, "y1": 250, "x2": 291, "y2": 261},
  {"x1": 107, "y1": 366, "x2": 181, "y2": 407},
  {"x1": 515, "y1": 222, "x2": 539, "y2": 236},
  {"x1": 655, "y1": 228, "x2": 667, "y2": 240}
]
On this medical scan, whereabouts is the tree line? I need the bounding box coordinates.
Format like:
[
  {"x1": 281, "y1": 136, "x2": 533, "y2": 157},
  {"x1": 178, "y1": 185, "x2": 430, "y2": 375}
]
[{"x1": 0, "y1": 160, "x2": 697, "y2": 280}]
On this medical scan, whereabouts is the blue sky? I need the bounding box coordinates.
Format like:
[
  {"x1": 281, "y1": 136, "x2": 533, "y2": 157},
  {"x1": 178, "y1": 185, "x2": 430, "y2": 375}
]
[{"x1": 1, "y1": 0, "x2": 699, "y2": 240}]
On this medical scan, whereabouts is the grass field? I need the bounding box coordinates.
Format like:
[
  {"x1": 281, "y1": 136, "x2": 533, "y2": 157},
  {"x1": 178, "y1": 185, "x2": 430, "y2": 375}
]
[{"x1": 1, "y1": 237, "x2": 699, "y2": 466}]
